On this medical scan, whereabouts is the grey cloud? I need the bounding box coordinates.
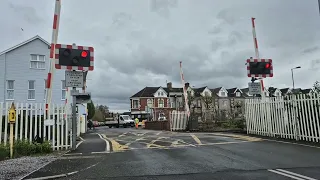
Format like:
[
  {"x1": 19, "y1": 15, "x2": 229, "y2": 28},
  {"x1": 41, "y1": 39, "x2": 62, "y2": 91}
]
[{"x1": 1, "y1": 0, "x2": 320, "y2": 111}]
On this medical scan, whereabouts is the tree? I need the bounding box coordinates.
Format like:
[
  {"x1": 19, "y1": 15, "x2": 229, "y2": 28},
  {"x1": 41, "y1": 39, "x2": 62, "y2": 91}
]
[
  {"x1": 314, "y1": 81, "x2": 320, "y2": 93},
  {"x1": 201, "y1": 94, "x2": 215, "y2": 109},
  {"x1": 97, "y1": 105, "x2": 109, "y2": 119},
  {"x1": 87, "y1": 101, "x2": 95, "y2": 119},
  {"x1": 93, "y1": 109, "x2": 104, "y2": 122}
]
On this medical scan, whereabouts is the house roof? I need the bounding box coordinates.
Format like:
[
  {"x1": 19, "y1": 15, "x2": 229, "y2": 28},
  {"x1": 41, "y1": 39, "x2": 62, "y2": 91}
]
[
  {"x1": 131, "y1": 86, "x2": 183, "y2": 98},
  {"x1": 301, "y1": 88, "x2": 312, "y2": 94},
  {"x1": 0, "y1": 35, "x2": 50, "y2": 56},
  {"x1": 193, "y1": 87, "x2": 207, "y2": 97},
  {"x1": 131, "y1": 87, "x2": 159, "y2": 98},
  {"x1": 211, "y1": 87, "x2": 222, "y2": 94}
]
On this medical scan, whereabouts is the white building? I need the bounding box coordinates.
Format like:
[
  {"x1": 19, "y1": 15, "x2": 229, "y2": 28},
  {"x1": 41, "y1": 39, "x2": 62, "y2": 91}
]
[{"x1": 0, "y1": 35, "x2": 68, "y2": 105}]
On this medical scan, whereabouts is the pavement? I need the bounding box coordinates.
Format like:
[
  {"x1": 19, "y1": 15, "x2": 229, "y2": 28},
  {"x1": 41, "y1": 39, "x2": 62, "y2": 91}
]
[{"x1": 23, "y1": 127, "x2": 320, "y2": 180}]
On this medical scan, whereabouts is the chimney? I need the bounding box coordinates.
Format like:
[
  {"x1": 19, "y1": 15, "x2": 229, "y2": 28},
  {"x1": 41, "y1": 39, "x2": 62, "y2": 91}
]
[
  {"x1": 167, "y1": 82, "x2": 172, "y2": 89},
  {"x1": 185, "y1": 83, "x2": 189, "y2": 89}
]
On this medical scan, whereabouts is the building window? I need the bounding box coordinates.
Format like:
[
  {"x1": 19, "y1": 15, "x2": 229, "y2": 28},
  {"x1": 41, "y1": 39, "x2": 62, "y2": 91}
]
[
  {"x1": 161, "y1": 92, "x2": 164, "y2": 96},
  {"x1": 220, "y1": 91, "x2": 226, "y2": 97},
  {"x1": 197, "y1": 99, "x2": 201, "y2": 107},
  {"x1": 6, "y1": 80, "x2": 14, "y2": 100},
  {"x1": 30, "y1": 54, "x2": 45, "y2": 69},
  {"x1": 147, "y1": 99, "x2": 153, "y2": 107},
  {"x1": 132, "y1": 100, "x2": 139, "y2": 108},
  {"x1": 158, "y1": 99, "x2": 164, "y2": 107},
  {"x1": 236, "y1": 92, "x2": 241, "y2": 97},
  {"x1": 28, "y1": 80, "x2": 36, "y2": 100},
  {"x1": 61, "y1": 80, "x2": 66, "y2": 100},
  {"x1": 204, "y1": 91, "x2": 210, "y2": 96}
]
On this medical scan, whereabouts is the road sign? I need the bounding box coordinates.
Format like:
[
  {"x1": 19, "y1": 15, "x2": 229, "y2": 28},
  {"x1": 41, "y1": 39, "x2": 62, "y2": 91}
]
[
  {"x1": 248, "y1": 82, "x2": 261, "y2": 95},
  {"x1": 65, "y1": 71, "x2": 84, "y2": 88}
]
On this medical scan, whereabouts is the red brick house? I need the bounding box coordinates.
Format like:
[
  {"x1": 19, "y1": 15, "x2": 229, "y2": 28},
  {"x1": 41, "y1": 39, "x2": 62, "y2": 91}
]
[{"x1": 130, "y1": 82, "x2": 184, "y2": 121}]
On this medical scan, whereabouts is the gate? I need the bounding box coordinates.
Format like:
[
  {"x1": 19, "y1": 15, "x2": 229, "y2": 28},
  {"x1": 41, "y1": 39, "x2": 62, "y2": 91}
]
[
  {"x1": 245, "y1": 94, "x2": 320, "y2": 142},
  {"x1": 0, "y1": 102, "x2": 72, "y2": 150},
  {"x1": 170, "y1": 110, "x2": 188, "y2": 131}
]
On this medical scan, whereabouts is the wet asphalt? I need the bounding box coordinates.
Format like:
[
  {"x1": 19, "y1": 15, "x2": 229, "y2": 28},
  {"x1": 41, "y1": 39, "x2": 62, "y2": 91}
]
[{"x1": 24, "y1": 127, "x2": 320, "y2": 180}]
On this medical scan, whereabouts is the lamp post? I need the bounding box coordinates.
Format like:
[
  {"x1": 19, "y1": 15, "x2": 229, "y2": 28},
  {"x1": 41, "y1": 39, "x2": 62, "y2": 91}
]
[{"x1": 291, "y1": 66, "x2": 301, "y2": 89}]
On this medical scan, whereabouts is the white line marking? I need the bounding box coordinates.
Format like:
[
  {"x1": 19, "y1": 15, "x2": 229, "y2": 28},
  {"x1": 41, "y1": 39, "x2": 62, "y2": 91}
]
[
  {"x1": 79, "y1": 136, "x2": 85, "y2": 141},
  {"x1": 76, "y1": 140, "x2": 83, "y2": 148},
  {"x1": 264, "y1": 139, "x2": 320, "y2": 149},
  {"x1": 268, "y1": 169, "x2": 305, "y2": 180},
  {"x1": 25, "y1": 162, "x2": 99, "y2": 180},
  {"x1": 156, "y1": 132, "x2": 161, "y2": 135},
  {"x1": 97, "y1": 133, "x2": 110, "y2": 152},
  {"x1": 64, "y1": 152, "x2": 83, "y2": 156},
  {"x1": 91, "y1": 151, "x2": 110, "y2": 154},
  {"x1": 275, "y1": 169, "x2": 317, "y2": 180}
]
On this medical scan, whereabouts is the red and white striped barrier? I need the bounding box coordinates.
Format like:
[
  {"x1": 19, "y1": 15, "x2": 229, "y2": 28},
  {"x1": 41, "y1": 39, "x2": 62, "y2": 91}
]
[
  {"x1": 179, "y1": 61, "x2": 190, "y2": 118},
  {"x1": 45, "y1": 0, "x2": 61, "y2": 115},
  {"x1": 251, "y1": 17, "x2": 266, "y2": 95}
]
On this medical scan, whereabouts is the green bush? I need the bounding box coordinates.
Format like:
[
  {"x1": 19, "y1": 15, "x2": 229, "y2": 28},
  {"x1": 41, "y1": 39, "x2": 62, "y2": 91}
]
[
  {"x1": 0, "y1": 144, "x2": 9, "y2": 161},
  {"x1": 0, "y1": 139, "x2": 53, "y2": 160}
]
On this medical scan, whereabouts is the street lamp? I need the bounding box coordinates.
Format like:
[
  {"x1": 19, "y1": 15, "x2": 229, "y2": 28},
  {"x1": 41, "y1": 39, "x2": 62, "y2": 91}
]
[{"x1": 291, "y1": 66, "x2": 301, "y2": 89}]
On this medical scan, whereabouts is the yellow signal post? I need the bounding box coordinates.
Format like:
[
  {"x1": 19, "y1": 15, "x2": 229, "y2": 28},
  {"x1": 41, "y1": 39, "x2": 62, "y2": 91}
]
[{"x1": 8, "y1": 102, "x2": 16, "y2": 158}]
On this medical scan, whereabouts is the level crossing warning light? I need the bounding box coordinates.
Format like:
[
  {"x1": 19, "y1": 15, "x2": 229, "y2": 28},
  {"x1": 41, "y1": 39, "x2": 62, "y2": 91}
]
[
  {"x1": 247, "y1": 58, "x2": 273, "y2": 77},
  {"x1": 54, "y1": 44, "x2": 94, "y2": 71}
]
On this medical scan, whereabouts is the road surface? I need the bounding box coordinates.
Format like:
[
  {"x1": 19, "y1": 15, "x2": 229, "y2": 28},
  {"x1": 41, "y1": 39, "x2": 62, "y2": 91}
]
[{"x1": 24, "y1": 127, "x2": 320, "y2": 180}]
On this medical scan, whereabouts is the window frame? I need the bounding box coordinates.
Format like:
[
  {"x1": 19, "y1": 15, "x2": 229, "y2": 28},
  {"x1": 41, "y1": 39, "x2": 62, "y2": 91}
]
[
  {"x1": 147, "y1": 99, "x2": 153, "y2": 107},
  {"x1": 236, "y1": 92, "x2": 241, "y2": 97},
  {"x1": 158, "y1": 98, "x2": 164, "y2": 108},
  {"x1": 30, "y1": 54, "x2": 46, "y2": 69},
  {"x1": 61, "y1": 80, "x2": 66, "y2": 100},
  {"x1": 6, "y1": 80, "x2": 14, "y2": 100},
  {"x1": 132, "y1": 100, "x2": 139, "y2": 109},
  {"x1": 28, "y1": 80, "x2": 36, "y2": 100}
]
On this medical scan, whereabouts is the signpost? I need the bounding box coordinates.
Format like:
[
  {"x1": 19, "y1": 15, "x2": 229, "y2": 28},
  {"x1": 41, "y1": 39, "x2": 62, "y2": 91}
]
[
  {"x1": 65, "y1": 71, "x2": 84, "y2": 88},
  {"x1": 55, "y1": 43, "x2": 94, "y2": 150},
  {"x1": 8, "y1": 102, "x2": 16, "y2": 158},
  {"x1": 248, "y1": 82, "x2": 261, "y2": 95}
]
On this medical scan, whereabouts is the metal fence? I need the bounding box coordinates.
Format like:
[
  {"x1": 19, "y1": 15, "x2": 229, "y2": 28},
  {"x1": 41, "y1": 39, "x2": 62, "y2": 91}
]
[
  {"x1": 0, "y1": 102, "x2": 72, "y2": 150},
  {"x1": 170, "y1": 110, "x2": 188, "y2": 131},
  {"x1": 245, "y1": 94, "x2": 320, "y2": 142}
]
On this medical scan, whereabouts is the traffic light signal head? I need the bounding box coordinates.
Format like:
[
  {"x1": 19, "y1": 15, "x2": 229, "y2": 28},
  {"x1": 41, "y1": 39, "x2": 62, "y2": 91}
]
[
  {"x1": 54, "y1": 44, "x2": 94, "y2": 71},
  {"x1": 247, "y1": 58, "x2": 273, "y2": 77}
]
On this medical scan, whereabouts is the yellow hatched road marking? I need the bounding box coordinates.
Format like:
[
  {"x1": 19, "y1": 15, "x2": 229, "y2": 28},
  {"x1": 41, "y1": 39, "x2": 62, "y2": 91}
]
[{"x1": 190, "y1": 134, "x2": 202, "y2": 145}]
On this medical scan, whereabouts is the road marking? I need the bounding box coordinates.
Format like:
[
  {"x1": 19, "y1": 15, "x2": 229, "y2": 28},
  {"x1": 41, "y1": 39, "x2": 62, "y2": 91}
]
[
  {"x1": 25, "y1": 162, "x2": 99, "y2": 180},
  {"x1": 190, "y1": 134, "x2": 202, "y2": 145},
  {"x1": 64, "y1": 153, "x2": 83, "y2": 156},
  {"x1": 102, "y1": 134, "x2": 129, "y2": 152},
  {"x1": 156, "y1": 132, "x2": 162, "y2": 135},
  {"x1": 197, "y1": 141, "x2": 251, "y2": 146},
  {"x1": 147, "y1": 137, "x2": 166, "y2": 148},
  {"x1": 97, "y1": 133, "x2": 110, "y2": 152},
  {"x1": 76, "y1": 140, "x2": 83, "y2": 148},
  {"x1": 91, "y1": 151, "x2": 110, "y2": 154},
  {"x1": 58, "y1": 155, "x2": 102, "y2": 160},
  {"x1": 118, "y1": 132, "x2": 128, "y2": 137},
  {"x1": 264, "y1": 139, "x2": 320, "y2": 149},
  {"x1": 268, "y1": 169, "x2": 317, "y2": 180},
  {"x1": 212, "y1": 133, "x2": 263, "y2": 141}
]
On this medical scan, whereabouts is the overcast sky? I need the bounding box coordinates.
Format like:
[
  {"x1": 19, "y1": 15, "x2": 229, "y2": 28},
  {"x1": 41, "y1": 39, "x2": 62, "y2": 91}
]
[{"x1": 1, "y1": 0, "x2": 320, "y2": 112}]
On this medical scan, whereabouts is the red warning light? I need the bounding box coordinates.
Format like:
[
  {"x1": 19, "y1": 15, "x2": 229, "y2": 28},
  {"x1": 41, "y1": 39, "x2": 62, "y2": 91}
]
[
  {"x1": 265, "y1": 63, "x2": 271, "y2": 69},
  {"x1": 81, "y1": 51, "x2": 88, "y2": 58}
]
